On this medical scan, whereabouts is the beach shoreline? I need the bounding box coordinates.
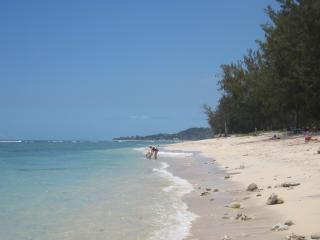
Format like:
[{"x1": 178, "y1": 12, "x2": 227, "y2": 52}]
[{"x1": 163, "y1": 132, "x2": 320, "y2": 240}]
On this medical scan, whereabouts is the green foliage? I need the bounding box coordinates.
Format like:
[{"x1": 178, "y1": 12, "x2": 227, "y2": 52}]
[{"x1": 206, "y1": 0, "x2": 320, "y2": 133}]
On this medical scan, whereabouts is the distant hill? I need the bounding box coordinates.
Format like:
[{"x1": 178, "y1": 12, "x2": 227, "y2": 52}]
[{"x1": 113, "y1": 127, "x2": 213, "y2": 141}]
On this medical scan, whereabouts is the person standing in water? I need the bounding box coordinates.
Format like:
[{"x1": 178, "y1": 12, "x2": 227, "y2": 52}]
[
  {"x1": 146, "y1": 146, "x2": 153, "y2": 159},
  {"x1": 152, "y1": 146, "x2": 159, "y2": 160},
  {"x1": 145, "y1": 146, "x2": 159, "y2": 160}
]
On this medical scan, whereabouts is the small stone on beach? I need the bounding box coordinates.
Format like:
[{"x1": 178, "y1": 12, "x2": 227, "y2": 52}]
[
  {"x1": 247, "y1": 183, "x2": 258, "y2": 191},
  {"x1": 286, "y1": 233, "x2": 305, "y2": 240},
  {"x1": 281, "y1": 182, "x2": 301, "y2": 188},
  {"x1": 271, "y1": 223, "x2": 289, "y2": 231},
  {"x1": 284, "y1": 220, "x2": 294, "y2": 226},
  {"x1": 229, "y1": 202, "x2": 241, "y2": 209},
  {"x1": 266, "y1": 193, "x2": 284, "y2": 205},
  {"x1": 224, "y1": 175, "x2": 231, "y2": 179},
  {"x1": 200, "y1": 191, "x2": 210, "y2": 196},
  {"x1": 256, "y1": 193, "x2": 262, "y2": 197},
  {"x1": 235, "y1": 213, "x2": 252, "y2": 221},
  {"x1": 213, "y1": 188, "x2": 219, "y2": 192}
]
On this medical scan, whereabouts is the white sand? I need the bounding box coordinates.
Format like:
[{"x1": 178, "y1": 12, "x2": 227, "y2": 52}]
[{"x1": 166, "y1": 132, "x2": 320, "y2": 238}]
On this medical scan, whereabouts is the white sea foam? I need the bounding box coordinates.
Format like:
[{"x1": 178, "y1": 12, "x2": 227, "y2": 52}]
[
  {"x1": 133, "y1": 147, "x2": 193, "y2": 159},
  {"x1": 132, "y1": 147, "x2": 147, "y2": 152},
  {"x1": 0, "y1": 140, "x2": 22, "y2": 143},
  {"x1": 151, "y1": 162, "x2": 198, "y2": 240},
  {"x1": 158, "y1": 151, "x2": 193, "y2": 158}
]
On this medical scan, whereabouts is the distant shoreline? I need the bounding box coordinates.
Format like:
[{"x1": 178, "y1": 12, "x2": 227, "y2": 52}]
[{"x1": 113, "y1": 127, "x2": 213, "y2": 141}]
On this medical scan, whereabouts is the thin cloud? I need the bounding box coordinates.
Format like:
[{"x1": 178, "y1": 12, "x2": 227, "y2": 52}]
[{"x1": 128, "y1": 115, "x2": 150, "y2": 120}]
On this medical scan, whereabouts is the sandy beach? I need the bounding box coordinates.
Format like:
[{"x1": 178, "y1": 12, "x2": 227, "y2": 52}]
[{"x1": 164, "y1": 132, "x2": 320, "y2": 240}]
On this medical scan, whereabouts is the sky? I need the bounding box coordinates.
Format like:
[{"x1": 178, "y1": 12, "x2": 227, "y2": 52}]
[{"x1": 0, "y1": 0, "x2": 278, "y2": 140}]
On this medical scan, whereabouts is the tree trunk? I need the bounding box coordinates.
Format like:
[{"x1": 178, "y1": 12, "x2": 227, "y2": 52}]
[{"x1": 224, "y1": 120, "x2": 228, "y2": 137}]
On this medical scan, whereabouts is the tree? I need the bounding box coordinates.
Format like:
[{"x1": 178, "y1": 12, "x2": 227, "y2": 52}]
[{"x1": 205, "y1": 0, "x2": 320, "y2": 133}]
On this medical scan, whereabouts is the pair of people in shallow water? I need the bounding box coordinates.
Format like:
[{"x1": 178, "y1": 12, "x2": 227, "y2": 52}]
[{"x1": 146, "y1": 145, "x2": 159, "y2": 160}]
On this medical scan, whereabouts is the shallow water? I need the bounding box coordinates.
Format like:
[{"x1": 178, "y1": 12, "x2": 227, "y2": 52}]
[{"x1": 0, "y1": 141, "x2": 196, "y2": 240}]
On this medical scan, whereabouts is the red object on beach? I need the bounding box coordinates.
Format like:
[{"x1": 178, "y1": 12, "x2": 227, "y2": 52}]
[{"x1": 305, "y1": 135, "x2": 311, "y2": 141}]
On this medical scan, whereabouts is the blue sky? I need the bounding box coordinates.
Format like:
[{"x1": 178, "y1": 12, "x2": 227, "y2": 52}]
[{"x1": 0, "y1": 0, "x2": 278, "y2": 140}]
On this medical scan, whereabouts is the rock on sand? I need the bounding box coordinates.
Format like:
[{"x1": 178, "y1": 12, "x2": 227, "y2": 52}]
[
  {"x1": 266, "y1": 193, "x2": 284, "y2": 205},
  {"x1": 284, "y1": 220, "x2": 294, "y2": 226},
  {"x1": 229, "y1": 202, "x2": 241, "y2": 209},
  {"x1": 235, "y1": 213, "x2": 252, "y2": 221},
  {"x1": 286, "y1": 233, "x2": 305, "y2": 240},
  {"x1": 280, "y1": 182, "x2": 301, "y2": 187},
  {"x1": 271, "y1": 223, "x2": 289, "y2": 231},
  {"x1": 247, "y1": 183, "x2": 258, "y2": 191},
  {"x1": 200, "y1": 191, "x2": 210, "y2": 196}
]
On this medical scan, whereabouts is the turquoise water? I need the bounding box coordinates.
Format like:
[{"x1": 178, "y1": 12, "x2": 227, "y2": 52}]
[{"x1": 0, "y1": 141, "x2": 196, "y2": 240}]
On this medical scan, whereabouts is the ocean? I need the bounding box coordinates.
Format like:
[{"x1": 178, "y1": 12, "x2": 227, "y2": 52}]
[{"x1": 0, "y1": 141, "x2": 196, "y2": 240}]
